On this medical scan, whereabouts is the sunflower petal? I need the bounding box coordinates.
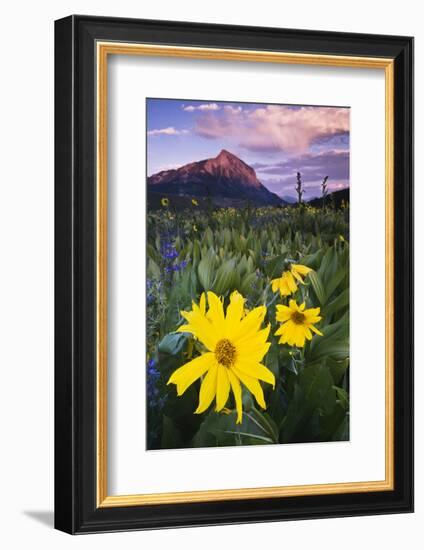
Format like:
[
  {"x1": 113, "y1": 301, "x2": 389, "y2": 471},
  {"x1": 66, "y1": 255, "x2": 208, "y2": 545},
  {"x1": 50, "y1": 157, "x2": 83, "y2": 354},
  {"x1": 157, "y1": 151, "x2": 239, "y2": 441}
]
[
  {"x1": 206, "y1": 291, "x2": 225, "y2": 326},
  {"x1": 237, "y1": 340, "x2": 271, "y2": 363},
  {"x1": 287, "y1": 272, "x2": 298, "y2": 293},
  {"x1": 176, "y1": 310, "x2": 218, "y2": 351},
  {"x1": 235, "y1": 361, "x2": 275, "y2": 388},
  {"x1": 288, "y1": 299, "x2": 298, "y2": 310},
  {"x1": 310, "y1": 325, "x2": 324, "y2": 336},
  {"x1": 276, "y1": 304, "x2": 291, "y2": 322},
  {"x1": 215, "y1": 365, "x2": 230, "y2": 411},
  {"x1": 233, "y1": 367, "x2": 266, "y2": 409},
  {"x1": 271, "y1": 278, "x2": 281, "y2": 293},
  {"x1": 231, "y1": 305, "x2": 266, "y2": 341},
  {"x1": 293, "y1": 325, "x2": 307, "y2": 347},
  {"x1": 199, "y1": 293, "x2": 206, "y2": 315},
  {"x1": 227, "y1": 369, "x2": 243, "y2": 424},
  {"x1": 167, "y1": 352, "x2": 215, "y2": 395},
  {"x1": 195, "y1": 363, "x2": 218, "y2": 414},
  {"x1": 292, "y1": 264, "x2": 312, "y2": 275},
  {"x1": 236, "y1": 324, "x2": 270, "y2": 347},
  {"x1": 225, "y1": 290, "x2": 245, "y2": 329}
]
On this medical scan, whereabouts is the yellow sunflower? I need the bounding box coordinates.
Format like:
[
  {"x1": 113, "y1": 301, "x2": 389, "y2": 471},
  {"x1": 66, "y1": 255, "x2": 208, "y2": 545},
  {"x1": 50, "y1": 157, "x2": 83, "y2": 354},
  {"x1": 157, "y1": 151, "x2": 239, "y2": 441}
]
[
  {"x1": 275, "y1": 299, "x2": 323, "y2": 347},
  {"x1": 167, "y1": 291, "x2": 275, "y2": 423},
  {"x1": 290, "y1": 263, "x2": 312, "y2": 283},
  {"x1": 271, "y1": 270, "x2": 297, "y2": 296},
  {"x1": 271, "y1": 263, "x2": 312, "y2": 296},
  {"x1": 161, "y1": 197, "x2": 169, "y2": 207}
]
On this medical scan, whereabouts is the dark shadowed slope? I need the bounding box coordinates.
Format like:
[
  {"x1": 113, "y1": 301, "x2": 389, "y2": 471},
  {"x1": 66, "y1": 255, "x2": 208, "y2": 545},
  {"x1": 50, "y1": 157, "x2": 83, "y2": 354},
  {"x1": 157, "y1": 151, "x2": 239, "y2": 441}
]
[{"x1": 307, "y1": 188, "x2": 349, "y2": 209}]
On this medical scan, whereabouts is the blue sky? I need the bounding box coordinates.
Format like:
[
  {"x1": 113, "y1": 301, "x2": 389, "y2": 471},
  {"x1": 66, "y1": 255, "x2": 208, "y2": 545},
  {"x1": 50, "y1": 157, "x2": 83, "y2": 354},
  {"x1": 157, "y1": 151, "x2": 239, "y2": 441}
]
[{"x1": 146, "y1": 98, "x2": 350, "y2": 199}]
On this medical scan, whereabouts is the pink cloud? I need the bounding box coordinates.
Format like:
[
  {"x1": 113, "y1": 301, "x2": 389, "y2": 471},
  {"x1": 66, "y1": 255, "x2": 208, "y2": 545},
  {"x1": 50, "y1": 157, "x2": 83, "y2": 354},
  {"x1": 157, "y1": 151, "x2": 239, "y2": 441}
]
[{"x1": 194, "y1": 105, "x2": 349, "y2": 154}]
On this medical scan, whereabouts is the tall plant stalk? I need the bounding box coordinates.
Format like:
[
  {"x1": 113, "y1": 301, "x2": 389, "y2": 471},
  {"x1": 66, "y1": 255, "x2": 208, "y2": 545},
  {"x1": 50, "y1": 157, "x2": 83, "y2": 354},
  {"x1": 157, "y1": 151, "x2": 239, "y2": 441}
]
[{"x1": 295, "y1": 172, "x2": 304, "y2": 206}]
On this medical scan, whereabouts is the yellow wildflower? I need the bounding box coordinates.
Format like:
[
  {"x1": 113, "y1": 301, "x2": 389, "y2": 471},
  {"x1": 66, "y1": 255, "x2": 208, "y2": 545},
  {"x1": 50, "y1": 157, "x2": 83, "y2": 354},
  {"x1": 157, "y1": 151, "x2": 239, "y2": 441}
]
[
  {"x1": 271, "y1": 271, "x2": 297, "y2": 296},
  {"x1": 271, "y1": 263, "x2": 312, "y2": 296},
  {"x1": 161, "y1": 197, "x2": 169, "y2": 207},
  {"x1": 191, "y1": 198, "x2": 199, "y2": 206},
  {"x1": 290, "y1": 264, "x2": 312, "y2": 283},
  {"x1": 168, "y1": 291, "x2": 275, "y2": 423},
  {"x1": 275, "y1": 299, "x2": 323, "y2": 347}
]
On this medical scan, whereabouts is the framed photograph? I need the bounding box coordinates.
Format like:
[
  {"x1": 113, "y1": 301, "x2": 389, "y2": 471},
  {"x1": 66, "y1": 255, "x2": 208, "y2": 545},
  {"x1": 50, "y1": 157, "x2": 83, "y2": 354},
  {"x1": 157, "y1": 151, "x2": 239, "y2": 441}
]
[{"x1": 54, "y1": 15, "x2": 414, "y2": 534}]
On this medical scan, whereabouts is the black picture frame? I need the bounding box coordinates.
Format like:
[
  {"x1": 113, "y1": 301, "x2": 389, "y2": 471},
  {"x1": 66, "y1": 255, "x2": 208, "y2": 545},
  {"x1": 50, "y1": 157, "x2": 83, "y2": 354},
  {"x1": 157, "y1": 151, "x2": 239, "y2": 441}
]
[{"x1": 55, "y1": 15, "x2": 414, "y2": 534}]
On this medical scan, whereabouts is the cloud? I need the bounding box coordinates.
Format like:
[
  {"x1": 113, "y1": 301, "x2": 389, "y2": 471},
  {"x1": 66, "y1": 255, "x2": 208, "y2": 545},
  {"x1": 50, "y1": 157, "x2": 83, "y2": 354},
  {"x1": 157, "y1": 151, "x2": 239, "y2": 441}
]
[
  {"x1": 194, "y1": 105, "x2": 349, "y2": 154},
  {"x1": 258, "y1": 150, "x2": 349, "y2": 197},
  {"x1": 250, "y1": 162, "x2": 268, "y2": 170},
  {"x1": 147, "y1": 127, "x2": 189, "y2": 136},
  {"x1": 223, "y1": 105, "x2": 243, "y2": 114},
  {"x1": 182, "y1": 103, "x2": 220, "y2": 112},
  {"x1": 255, "y1": 150, "x2": 349, "y2": 182}
]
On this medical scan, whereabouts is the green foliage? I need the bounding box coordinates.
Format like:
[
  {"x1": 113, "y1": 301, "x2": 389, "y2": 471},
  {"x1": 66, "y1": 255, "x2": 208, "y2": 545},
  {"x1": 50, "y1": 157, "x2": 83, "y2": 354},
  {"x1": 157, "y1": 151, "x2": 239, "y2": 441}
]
[{"x1": 146, "y1": 204, "x2": 350, "y2": 449}]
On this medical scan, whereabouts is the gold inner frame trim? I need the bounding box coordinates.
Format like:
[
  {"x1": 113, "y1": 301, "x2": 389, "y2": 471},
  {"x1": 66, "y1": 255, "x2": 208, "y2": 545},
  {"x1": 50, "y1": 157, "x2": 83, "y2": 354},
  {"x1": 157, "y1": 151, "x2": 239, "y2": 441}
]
[{"x1": 96, "y1": 42, "x2": 395, "y2": 508}]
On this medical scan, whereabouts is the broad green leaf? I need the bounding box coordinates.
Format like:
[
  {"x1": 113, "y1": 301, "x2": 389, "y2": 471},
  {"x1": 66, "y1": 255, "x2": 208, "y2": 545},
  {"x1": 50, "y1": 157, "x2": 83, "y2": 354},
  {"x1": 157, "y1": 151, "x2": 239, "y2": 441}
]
[
  {"x1": 213, "y1": 259, "x2": 236, "y2": 295},
  {"x1": 240, "y1": 272, "x2": 257, "y2": 295},
  {"x1": 323, "y1": 288, "x2": 349, "y2": 318},
  {"x1": 147, "y1": 258, "x2": 161, "y2": 279},
  {"x1": 334, "y1": 386, "x2": 349, "y2": 410},
  {"x1": 265, "y1": 254, "x2": 287, "y2": 279},
  {"x1": 158, "y1": 332, "x2": 188, "y2": 355},
  {"x1": 325, "y1": 266, "x2": 348, "y2": 299},
  {"x1": 197, "y1": 250, "x2": 216, "y2": 291},
  {"x1": 308, "y1": 270, "x2": 326, "y2": 305}
]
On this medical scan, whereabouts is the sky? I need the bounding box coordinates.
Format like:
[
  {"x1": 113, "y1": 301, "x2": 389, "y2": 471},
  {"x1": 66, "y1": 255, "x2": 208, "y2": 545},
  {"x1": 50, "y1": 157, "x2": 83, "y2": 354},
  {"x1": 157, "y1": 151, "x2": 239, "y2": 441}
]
[{"x1": 146, "y1": 98, "x2": 350, "y2": 199}]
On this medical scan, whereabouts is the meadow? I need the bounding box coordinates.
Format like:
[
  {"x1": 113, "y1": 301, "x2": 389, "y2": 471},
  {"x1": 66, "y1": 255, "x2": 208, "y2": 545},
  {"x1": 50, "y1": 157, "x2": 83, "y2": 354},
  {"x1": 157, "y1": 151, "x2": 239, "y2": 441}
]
[{"x1": 146, "y1": 201, "x2": 349, "y2": 450}]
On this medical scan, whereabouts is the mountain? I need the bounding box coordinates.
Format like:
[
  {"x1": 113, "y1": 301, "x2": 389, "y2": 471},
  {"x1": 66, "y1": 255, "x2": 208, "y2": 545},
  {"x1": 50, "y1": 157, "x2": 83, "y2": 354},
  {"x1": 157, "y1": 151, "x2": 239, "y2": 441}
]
[
  {"x1": 147, "y1": 149, "x2": 283, "y2": 208},
  {"x1": 307, "y1": 188, "x2": 349, "y2": 209},
  {"x1": 280, "y1": 195, "x2": 297, "y2": 204}
]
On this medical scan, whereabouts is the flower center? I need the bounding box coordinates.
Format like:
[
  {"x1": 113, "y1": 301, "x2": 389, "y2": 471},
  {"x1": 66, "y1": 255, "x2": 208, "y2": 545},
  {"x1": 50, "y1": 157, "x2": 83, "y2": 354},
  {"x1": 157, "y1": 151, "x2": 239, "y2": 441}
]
[
  {"x1": 291, "y1": 311, "x2": 306, "y2": 325},
  {"x1": 215, "y1": 339, "x2": 237, "y2": 367}
]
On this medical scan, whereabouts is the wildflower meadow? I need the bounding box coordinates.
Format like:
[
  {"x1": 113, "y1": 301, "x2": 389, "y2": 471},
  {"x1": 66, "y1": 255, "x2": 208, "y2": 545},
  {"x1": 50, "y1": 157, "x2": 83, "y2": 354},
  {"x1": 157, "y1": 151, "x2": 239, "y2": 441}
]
[{"x1": 146, "y1": 202, "x2": 349, "y2": 450}]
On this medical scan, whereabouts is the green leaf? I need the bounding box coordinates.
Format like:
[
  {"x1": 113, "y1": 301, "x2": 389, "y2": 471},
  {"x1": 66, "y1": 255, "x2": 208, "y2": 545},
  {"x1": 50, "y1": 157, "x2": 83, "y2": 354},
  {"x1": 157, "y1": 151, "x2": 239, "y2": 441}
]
[
  {"x1": 147, "y1": 243, "x2": 161, "y2": 264},
  {"x1": 224, "y1": 431, "x2": 274, "y2": 444},
  {"x1": 147, "y1": 258, "x2": 161, "y2": 279},
  {"x1": 308, "y1": 270, "x2": 326, "y2": 305},
  {"x1": 325, "y1": 266, "x2": 347, "y2": 299},
  {"x1": 265, "y1": 254, "x2": 287, "y2": 279},
  {"x1": 318, "y1": 247, "x2": 334, "y2": 281},
  {"x1": 192, "y1": 240, "x2": 201, "y2": 264},
  {"x1": 240, "y1": 272, "x2": 257, "y2": 296},
  {"x1": 309, "y1": 339, "x2": 349, "y2": 361},
  {"x1": 319, "y1": 403, "x2": 349, "y2": 441},
  {"x1": 326, "y1": 356, "x2": 349, "y2": 385},
  {"x1": 250, "y1": 408, "x2": 279, "y2": 443},
  {"x1": 300, "y1": 365, "x2": 336, "y2": 414},
  {"x1": 197, "y1": 250, "x2": 216, "y2": 291},
  {"x1": 158, "y1": 332, "x2": 188, "y2": 355},
  {"x1": 213, "y1": 259, "x2": 236, "y2": 295},
  {"x1": 204, "y1": 227, "x2": 214, "y2": 248},
  {"x1": 334, "y1": 386, "x2": 349, "y2": 409},
  {"x1": 323, "y1": 289, "x2": 349, "y2": 318},
  {"x1": 191, "y1": 406, "x2": 277, "y2": 448},
  {"x1": 280, "y1": 365, "x2": 336, "y2": 443}
]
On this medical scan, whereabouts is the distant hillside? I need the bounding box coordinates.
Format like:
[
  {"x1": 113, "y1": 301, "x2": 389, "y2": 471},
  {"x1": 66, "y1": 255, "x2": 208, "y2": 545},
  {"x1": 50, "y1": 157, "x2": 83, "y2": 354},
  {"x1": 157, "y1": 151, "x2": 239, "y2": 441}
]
[
  {"x1": 147, "y1": 149, "x2": 284, "y2": 208},
  {"x1": 280, "y1": 195, "x2": 297, "y2": 204},
  {"x1": 308, "y1": 188, "x2": 349, "y2": 209}
]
